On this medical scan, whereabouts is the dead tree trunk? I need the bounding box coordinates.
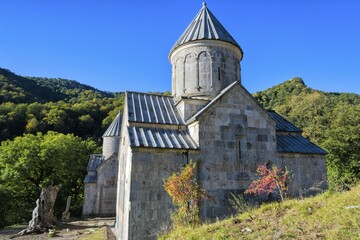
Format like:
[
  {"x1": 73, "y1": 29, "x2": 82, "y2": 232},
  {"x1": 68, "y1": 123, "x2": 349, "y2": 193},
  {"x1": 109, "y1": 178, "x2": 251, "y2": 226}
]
[{"x1": 17, "y1": 186, "x2": 59, "y2": 236}]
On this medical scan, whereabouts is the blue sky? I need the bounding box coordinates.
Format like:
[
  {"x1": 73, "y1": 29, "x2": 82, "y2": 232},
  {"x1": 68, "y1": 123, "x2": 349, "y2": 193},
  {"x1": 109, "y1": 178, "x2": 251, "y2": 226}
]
[{"x1": 0, "y1": 0, "x2": 359, "y2": 94}]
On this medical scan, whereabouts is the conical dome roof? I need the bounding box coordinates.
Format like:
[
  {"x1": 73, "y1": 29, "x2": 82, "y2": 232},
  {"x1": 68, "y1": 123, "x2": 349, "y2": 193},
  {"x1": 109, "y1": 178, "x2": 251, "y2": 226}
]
[
  {"x1": 103, "y1": 112, "x2": 122, "y2": 137},
  {"x1": 171, "y1": 2, "x2": 242, "y2": 53}
]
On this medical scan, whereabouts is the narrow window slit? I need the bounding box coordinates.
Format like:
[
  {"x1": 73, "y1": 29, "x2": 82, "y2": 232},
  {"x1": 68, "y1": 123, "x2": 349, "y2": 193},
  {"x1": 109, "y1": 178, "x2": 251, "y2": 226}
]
[{"x1": 238, "y1": 140, "x2": 242, "y2": 159}]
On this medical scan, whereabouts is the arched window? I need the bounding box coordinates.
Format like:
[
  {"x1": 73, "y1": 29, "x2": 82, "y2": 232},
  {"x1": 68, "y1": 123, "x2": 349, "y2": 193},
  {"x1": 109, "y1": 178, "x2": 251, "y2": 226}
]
[
  {"x1": 198, "y1": 51, "x2": 212, "y2": 93},
  {"x1": 175, "y1": 58, "x2": 184, "y2": 95},
  {"x1": 185, "y1": 53, "x2": 197, "y2": 93}
]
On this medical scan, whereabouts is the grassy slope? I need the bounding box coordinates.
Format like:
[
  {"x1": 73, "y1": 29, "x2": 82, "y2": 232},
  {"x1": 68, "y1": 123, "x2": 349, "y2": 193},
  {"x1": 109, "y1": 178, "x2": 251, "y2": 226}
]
[{"x1": 160, "y1": 185, "x2": 360, "y2": 240}]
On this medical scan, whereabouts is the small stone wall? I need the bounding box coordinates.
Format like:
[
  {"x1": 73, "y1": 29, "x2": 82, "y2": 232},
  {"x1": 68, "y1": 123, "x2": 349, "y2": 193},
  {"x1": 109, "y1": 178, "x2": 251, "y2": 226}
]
[
  {"x1": 83, "y1": 155, "x2": 118, "y2": 217},
  {"x1": 279, "y1": 153, "x2": 327, "y2": 196}
]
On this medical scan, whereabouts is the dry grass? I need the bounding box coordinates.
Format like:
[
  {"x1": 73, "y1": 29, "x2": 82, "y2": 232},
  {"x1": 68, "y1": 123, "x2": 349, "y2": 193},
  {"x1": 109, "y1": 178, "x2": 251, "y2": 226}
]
[
  {"x1": 78, "y1": 227, "x2": 106, "y2": 240},
  {"x1": 160, "y1": 184, "x2": 360, "y2": 240}
]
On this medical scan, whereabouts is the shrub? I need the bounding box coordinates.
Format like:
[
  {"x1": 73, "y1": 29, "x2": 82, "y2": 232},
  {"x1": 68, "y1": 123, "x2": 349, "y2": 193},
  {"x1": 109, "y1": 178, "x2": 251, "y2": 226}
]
[
  {"x1": 245, "y1": 163, "x2": 288, "y2": 201},
  {"x1": 163, "y1": 161, "x2": 209, "y2": 226}
]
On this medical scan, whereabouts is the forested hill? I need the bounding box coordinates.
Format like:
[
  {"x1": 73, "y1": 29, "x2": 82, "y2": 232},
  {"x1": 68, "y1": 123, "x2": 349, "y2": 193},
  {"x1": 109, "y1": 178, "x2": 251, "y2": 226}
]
[
  {"x1": 254, "y1": 77, "x2": 360, "y2": 189},
  {"x1": 253, "y1": 77, "x2": 360, "y2": 111},
  {"x1": 0, "y1": 68, "x2": 123, "y2": 142},
  {"x1": 253, "y1": 77, "x2": 360, "y2": 136},
  {"x1": 0, "y1": 68, "x2": 113, "y2": 104}
]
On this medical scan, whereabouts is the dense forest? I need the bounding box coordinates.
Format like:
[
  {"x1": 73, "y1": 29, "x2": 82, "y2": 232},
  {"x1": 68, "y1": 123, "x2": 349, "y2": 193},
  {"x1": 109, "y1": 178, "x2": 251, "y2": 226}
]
[
  {"x1": 0, "y1": 68, "x2": 124, "y2": 142},
  {"x1": 0, "y1": 69, "x2": 359, "y2": 228}
]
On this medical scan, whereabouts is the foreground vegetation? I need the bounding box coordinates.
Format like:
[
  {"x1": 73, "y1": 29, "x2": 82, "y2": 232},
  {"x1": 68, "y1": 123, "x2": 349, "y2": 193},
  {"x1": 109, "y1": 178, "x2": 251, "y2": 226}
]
[
  {"x1": 161, "y1": 185, "x2": 360, "y2": 240},
  {"x1": 0, "y1": 132, "x2": 98, "y2": 228}
]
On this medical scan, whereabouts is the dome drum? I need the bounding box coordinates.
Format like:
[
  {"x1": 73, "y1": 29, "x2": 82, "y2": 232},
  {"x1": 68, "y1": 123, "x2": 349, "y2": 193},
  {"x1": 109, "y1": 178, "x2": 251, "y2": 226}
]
[{"x1": 170, "y1": 40, "x2": 242, "y2": 100}]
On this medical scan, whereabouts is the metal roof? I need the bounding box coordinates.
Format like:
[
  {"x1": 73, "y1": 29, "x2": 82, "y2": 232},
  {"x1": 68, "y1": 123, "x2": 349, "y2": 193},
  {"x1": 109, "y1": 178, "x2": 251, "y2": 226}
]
[
  {"x1": 268, "y1": 111, "x2": 302, "y2": 133},
  {"x1": 103, "y1": 112, "x2": 122, "y2": 137},
  {"x1": 171, "y1": 2, "x2": 242, "y2": 53},
  {"x1": 127, "y1": 92, "x2": 184, "y2": 125},
  {"x1": 84, "y1": 154, "x2": 104, "y2": 183},
  {"x1": 277, "y1": 134, "x2": 327, "y2": 155},
  {"x1": 86, "y1": 154, "x2": 105, "y2": 171},
  {"x1": 84, "y1": 175, "x2": 97, "y2": 184},
  {"x1": 128, "y1": 126, "x2": 198, "y2": 150}
]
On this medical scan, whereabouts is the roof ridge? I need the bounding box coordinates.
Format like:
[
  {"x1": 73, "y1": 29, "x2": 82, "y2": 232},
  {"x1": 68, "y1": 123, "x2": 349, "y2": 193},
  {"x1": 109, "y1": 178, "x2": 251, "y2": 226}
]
[{"x1": 126, "y1": 90, "x2": 173, "y2": 98}]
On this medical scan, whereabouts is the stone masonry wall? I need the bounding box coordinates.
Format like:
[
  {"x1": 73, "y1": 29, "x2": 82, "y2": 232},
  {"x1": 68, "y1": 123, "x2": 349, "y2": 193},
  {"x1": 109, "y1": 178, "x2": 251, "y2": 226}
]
[
  {"x1": 103, "y1": 136, "x2": 120, "y2": 159},
  {"x1": 96, "y1": 155, "x2": 118, "y2": 216},
  {"x1": 115, "y1": 102, "x2": 131, "y2": 240},
  {"x1": 194, "y1": 84, "x2": 278, "y2": 219},
  {"x1": 278, "y1": 153, "x2": 327, "y2": 196},
  {"x1": 82, "y1": 182, "x2": 97, "y2": 216},
  {"x1": 82, "y1": 156, "x2": 118, "y2": 217},
  {"x1": 170, "y1": 40, "x2": 242, "y2": 100},
  {"x1": 127, "y1": 149, "x2": 198, "y2": 240}
]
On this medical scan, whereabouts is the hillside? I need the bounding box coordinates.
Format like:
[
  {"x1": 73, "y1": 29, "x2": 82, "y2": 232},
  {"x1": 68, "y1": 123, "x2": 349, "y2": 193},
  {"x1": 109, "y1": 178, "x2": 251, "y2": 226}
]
[
  {"x1": 0, "y1": 68, "x2": 123, "y2": 141},
  {"x1": 254, "y1": 78, "x2": 360, "y2": 189},
  {"x1": 0, "y1": 68, "x2": 113, "y2": 104},
  {"x1": 253, "y1": 77, "x2": 360, "y2": 148},
  {"x1": 161, "y1": 184, "x2": 360, "y2": 240},
  {"x1": 253, "y1": 77, "x2": 360, "y2": 109}
]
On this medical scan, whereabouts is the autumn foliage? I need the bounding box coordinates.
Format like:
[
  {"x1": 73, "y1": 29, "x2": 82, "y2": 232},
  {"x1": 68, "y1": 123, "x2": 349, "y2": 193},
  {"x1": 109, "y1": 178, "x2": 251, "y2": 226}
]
[
  {"x1": 245, "y1": 163, "x2": 288, "y2": 201},
  {"x1": 163, "y1": 161, "x2": 208, "y2": 225}
]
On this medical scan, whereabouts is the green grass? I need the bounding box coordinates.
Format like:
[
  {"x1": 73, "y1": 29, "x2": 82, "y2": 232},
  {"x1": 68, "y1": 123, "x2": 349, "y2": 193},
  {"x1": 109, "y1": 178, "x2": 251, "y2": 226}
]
[{"x1": 160, "y1": 184, "x2": 360, "y2": 240}]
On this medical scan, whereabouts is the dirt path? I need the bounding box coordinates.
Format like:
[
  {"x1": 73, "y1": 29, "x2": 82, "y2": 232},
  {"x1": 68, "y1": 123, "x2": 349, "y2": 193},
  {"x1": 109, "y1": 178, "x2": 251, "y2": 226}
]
[{"x1": 0, "y1": 217, "x2": 116, "y2": 240}]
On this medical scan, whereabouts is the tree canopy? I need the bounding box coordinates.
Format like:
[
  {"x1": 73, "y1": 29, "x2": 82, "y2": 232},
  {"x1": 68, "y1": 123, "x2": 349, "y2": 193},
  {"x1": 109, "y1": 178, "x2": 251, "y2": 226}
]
[
  {"x1": 0, "y1": 132, "x2": 98, "y2": 228},
  {"x1": 0, "y1": 68, "x2": 125, "y2": 142}
]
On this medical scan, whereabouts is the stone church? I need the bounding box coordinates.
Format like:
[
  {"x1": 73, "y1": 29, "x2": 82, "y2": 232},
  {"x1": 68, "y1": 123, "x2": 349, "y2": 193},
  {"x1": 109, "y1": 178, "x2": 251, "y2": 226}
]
[{"x1": 83, "y1": 3, "x2": 327, "y2": 239}]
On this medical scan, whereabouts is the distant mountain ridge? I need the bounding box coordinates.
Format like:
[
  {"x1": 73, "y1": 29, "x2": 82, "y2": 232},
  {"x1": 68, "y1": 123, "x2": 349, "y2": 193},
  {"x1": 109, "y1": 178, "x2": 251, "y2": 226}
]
[{"x1": 0, "y1": 68, "x2": 113, "y2": 104}]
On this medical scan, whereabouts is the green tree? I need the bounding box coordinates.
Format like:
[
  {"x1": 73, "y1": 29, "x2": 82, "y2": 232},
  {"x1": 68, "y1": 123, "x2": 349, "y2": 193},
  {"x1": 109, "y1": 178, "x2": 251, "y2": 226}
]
[
  {"x1": 323, "y1": 104, "x2": 360, "y2": 190},
  {"x1": 0, "y1": 131, "x2": 97, "y2": 227}
]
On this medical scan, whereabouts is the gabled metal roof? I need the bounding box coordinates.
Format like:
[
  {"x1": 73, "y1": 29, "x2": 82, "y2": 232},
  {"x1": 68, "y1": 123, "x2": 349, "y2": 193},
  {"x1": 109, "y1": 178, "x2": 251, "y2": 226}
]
[
  {"x1": 268, "y1": 111, "x2": 302, "y2": 133},
  {"x1": 128, "y1": 126, "x2": 198, "y2": 150},
  {"x1": 84, "y1": 154, "x2": 105, "y2": 183},
  {"x1": 127, "y1": 92, "x2": 184, "y2": 125},
  {"x1": 171, "y1": 2, "x2": 242, "y2": 53},
  {"x1": 277, "y1": 134, "x2": 327, "y2": 155},
  {"x1": 86, "y1": 154, "x2": 105, "y2": 171},
  {"x1": 103, "y1": 112, "x2": 122, "y2": 137}
]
